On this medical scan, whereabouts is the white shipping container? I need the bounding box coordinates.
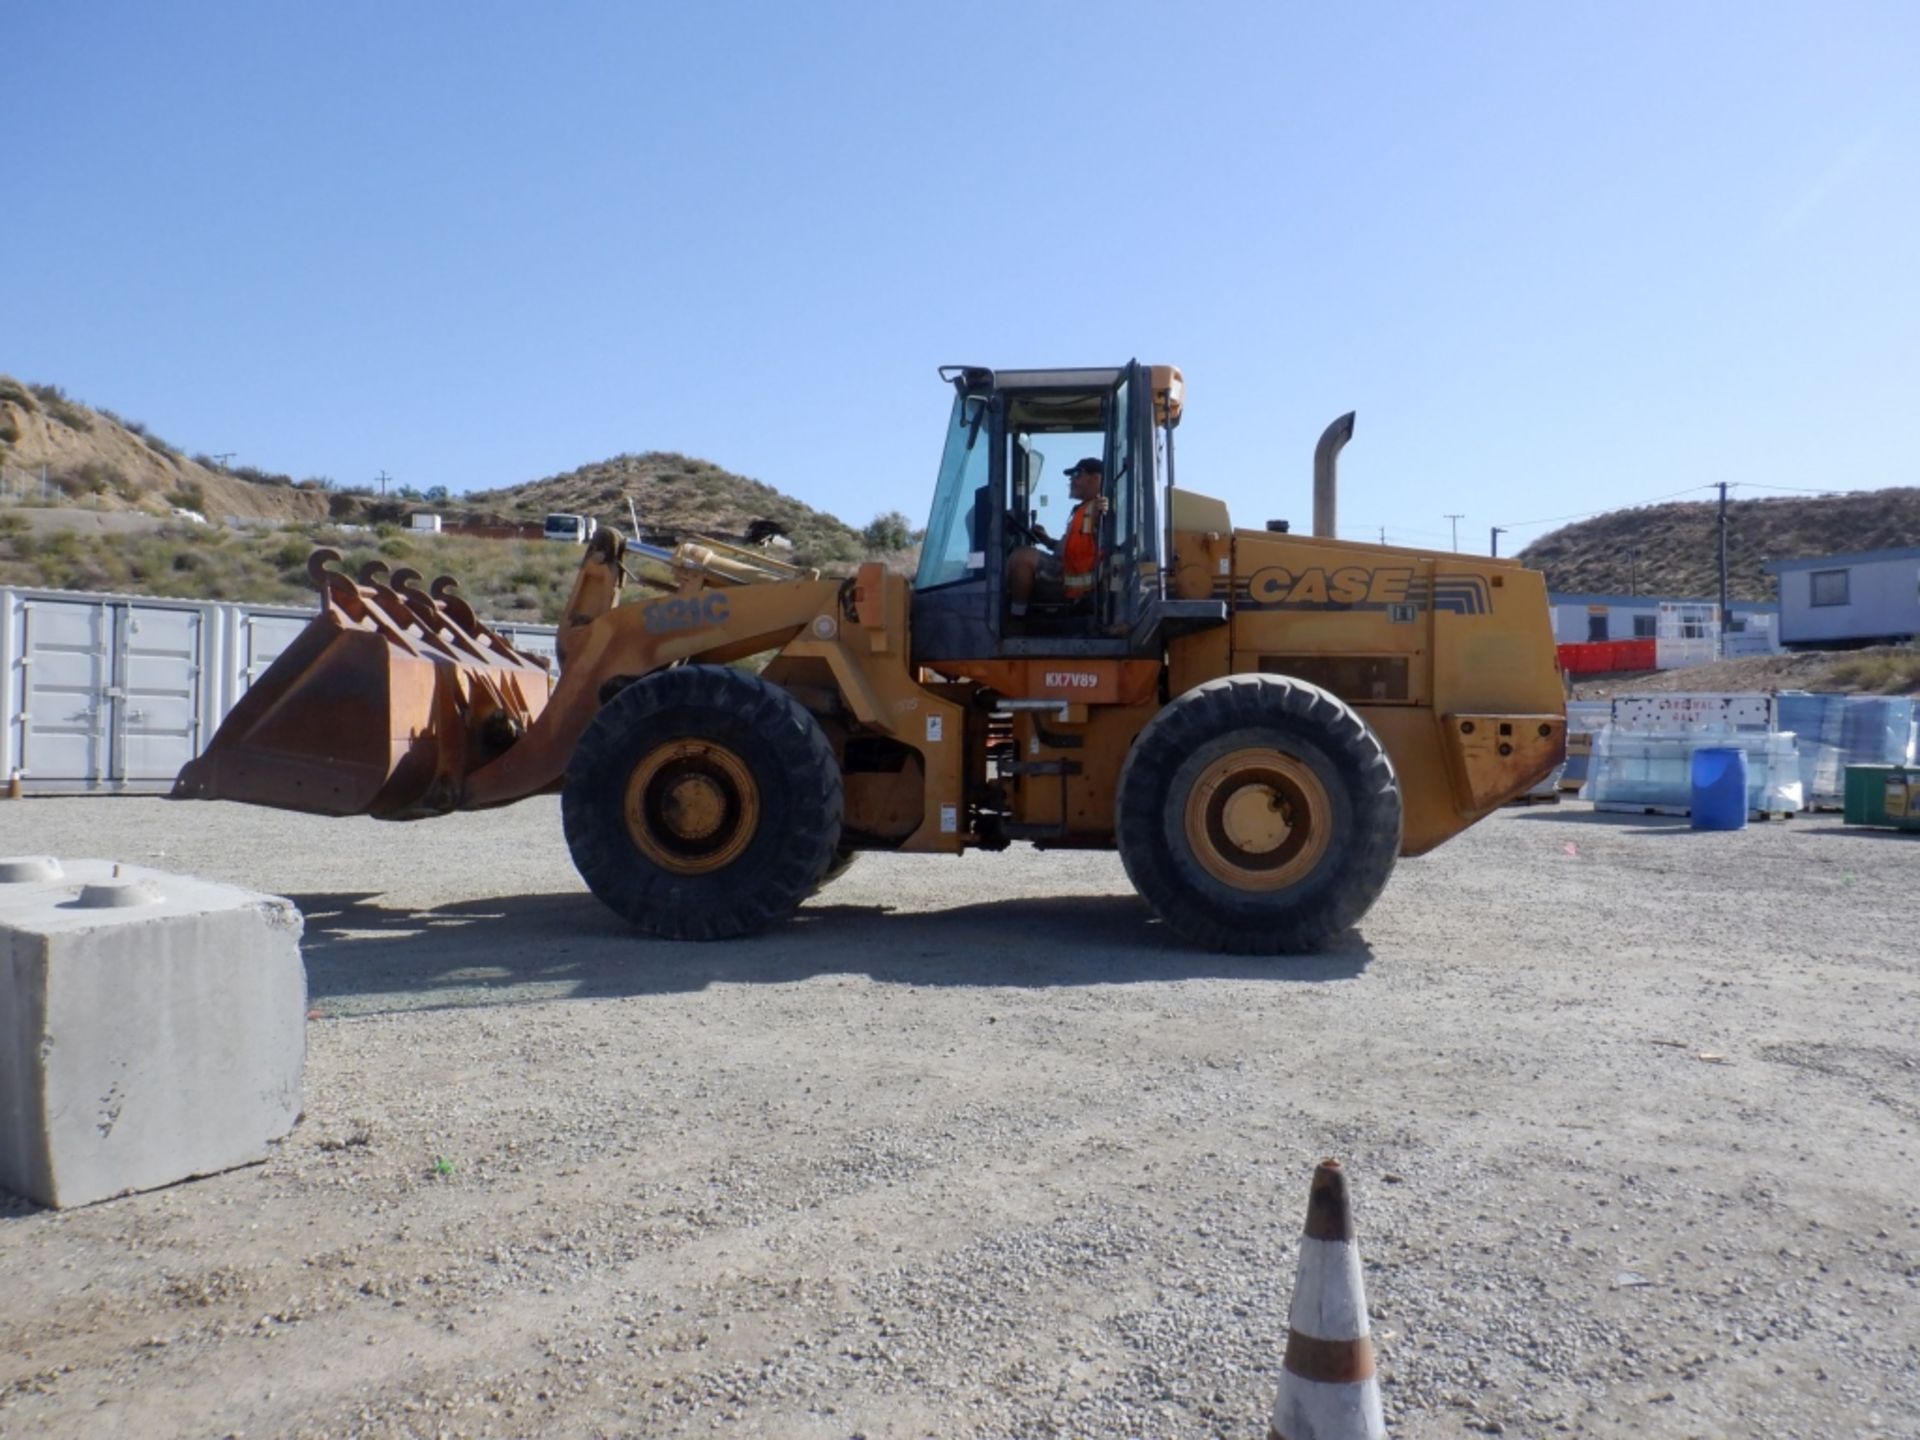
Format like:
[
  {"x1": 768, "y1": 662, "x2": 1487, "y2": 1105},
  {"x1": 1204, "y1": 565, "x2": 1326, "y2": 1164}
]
[{"x1": 1, "y1": 586, "x2": 554, "y2": 795}]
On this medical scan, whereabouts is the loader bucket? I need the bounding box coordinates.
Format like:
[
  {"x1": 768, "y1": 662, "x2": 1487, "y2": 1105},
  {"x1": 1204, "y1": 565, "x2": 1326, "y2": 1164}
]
[{"x1": 172, "y1": 550, "x2": 554, "y2": 819}]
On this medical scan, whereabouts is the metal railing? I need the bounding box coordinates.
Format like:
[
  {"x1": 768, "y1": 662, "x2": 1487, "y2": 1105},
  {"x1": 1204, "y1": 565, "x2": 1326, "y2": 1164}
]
[{"x1": 0, "y1": 463, "x2": 59, "y2": 503}]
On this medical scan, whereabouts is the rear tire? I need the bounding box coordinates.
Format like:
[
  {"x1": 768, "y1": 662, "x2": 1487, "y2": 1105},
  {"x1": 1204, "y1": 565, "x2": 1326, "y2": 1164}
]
[
  {"x1": 1115, "y1": 675, "x2": 1401, "y2": 954},
  {"x1": 562, "y1": 665, "x2": 843, "y2": 940}
]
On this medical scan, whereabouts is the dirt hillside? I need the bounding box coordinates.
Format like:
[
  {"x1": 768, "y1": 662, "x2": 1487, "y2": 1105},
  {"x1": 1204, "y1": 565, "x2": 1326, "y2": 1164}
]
[
  {"x1": 1, "y1": 375, "x2": 877, "y2": 573},
  {"x1": 1518, "y1": 487, "x2": 1920, "y2": 600},
  {"x1": 462, "y1": 452, "x2": 869, "y2": 569},
  {"x1": 0, "y1": 376, "x2": 904, "y2": 614},
  {"x1": 0, "y1": 377, "x2": 327, "y2": 523}
]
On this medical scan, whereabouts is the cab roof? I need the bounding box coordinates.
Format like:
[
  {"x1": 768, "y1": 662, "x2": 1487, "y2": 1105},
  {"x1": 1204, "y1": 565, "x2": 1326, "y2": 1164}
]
[{"x1": 939, "y1": 364, "x2": 1184, "y2": 426}]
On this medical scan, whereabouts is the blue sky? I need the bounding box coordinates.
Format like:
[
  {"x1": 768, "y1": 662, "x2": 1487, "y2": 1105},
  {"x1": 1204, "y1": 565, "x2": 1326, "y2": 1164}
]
[{"x1": 7, "y1": 2, "x2": 1916, "y2": 553}]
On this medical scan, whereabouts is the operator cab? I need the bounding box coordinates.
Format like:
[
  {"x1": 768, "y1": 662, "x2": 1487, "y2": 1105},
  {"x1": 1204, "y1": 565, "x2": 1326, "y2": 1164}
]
[{"x1": 912, "y1": 362, "x2": 1189, "y2": 661}]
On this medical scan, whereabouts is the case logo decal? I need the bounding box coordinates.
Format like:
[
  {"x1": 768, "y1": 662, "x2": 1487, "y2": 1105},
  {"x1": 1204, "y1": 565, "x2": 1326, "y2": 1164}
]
[{"x1": 1241, "y1": 566, "x2": 1489, "y2": 615}]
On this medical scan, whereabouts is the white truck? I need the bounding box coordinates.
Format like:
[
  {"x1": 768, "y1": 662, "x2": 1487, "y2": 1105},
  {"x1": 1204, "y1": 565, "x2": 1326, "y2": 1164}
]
[{"x1": 543, "y1": 513, "x2": 598, "y2": 543}]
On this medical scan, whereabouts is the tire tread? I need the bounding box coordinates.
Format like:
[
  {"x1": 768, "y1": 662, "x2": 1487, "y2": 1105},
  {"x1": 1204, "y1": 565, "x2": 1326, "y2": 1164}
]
[
  {"x1": 561, "y1": 665, "x2": 842, "y2": 941},
  {"x1": 1115, "y1": 675, "x2": 1401, "y2": 955}
]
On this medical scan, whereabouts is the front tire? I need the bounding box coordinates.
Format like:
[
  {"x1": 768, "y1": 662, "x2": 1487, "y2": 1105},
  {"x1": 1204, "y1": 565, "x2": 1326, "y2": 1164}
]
[
  {"x1": 813, "y1": 847, "x2": 860, "y2": 893},
  {"x1": 562, "y1": 665, "x2": 843, "y2": 940},
  {"x1": 1116, "y1": 675, "x2": 1401, "y2": 955}
]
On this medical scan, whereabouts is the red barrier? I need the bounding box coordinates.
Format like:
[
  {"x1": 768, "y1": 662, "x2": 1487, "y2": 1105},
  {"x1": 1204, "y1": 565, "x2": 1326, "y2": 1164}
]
[
  {"x1": 1557, "y1": 639, "x2": 1658, "y2": 675},
  {"x1": 1614, "y1": 638, "x2": 1657, "y2": 671},
  {"x1": 1558, "y1": 643, "x2": 1599, "y2": 675}
]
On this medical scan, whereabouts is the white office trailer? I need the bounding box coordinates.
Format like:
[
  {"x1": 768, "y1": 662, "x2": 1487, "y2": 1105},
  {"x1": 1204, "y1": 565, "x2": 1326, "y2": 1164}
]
[
  {"x1": 1765, "y1": 546, "x2": 1920, "y2": 649},
  {"x1": 1547, "y1": 591, "x2": 1779, "y2": 665},
  {"x1": 0, "y1": 586, "x2": 555, "y2": 795}
]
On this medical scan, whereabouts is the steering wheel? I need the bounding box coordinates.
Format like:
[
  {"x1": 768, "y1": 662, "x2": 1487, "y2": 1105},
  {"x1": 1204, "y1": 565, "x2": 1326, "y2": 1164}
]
[{"x1": 1006, "y1": 511, "x2": 1049, "y2": 548}]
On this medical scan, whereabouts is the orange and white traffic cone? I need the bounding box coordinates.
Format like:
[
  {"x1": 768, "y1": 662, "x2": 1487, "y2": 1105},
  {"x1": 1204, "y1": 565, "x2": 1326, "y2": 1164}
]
[{"x1": 1268, "y1": 1159, "x2": 1386, "y2": 1440}]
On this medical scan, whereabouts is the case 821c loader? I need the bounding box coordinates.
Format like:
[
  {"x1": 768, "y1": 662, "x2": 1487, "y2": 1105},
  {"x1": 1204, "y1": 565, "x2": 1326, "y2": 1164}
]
[{"x1": 173, "y1": 363, "x2": 1566, "y2": 954}]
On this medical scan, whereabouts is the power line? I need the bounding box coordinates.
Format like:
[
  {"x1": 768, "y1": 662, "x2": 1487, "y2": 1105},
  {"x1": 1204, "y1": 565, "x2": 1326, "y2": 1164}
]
[
  {"x1": 1346, "y1": 523, "x2": 1454, "y2": 542},
  {"x1": 1494, "y1": 478, "x2": 1860, "y2": 547},
  {"x1": 1495, "y1": 484, "x2": 1719, "y2": 533}
]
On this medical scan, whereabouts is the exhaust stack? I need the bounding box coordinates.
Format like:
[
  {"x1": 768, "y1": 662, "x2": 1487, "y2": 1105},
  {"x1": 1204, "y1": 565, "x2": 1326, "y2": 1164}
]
[{"x1": 1312, "y1": 411, "x2": 1355, "y2": 539}]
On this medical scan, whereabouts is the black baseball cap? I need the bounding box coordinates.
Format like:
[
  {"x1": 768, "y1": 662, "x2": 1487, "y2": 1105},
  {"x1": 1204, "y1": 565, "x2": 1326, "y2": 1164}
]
[{"x1": 1064, "y1": 457, "x2": 1104, "y2": 477}]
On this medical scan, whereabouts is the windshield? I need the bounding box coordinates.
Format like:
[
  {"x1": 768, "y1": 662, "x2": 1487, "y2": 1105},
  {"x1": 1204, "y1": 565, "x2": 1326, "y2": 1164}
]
[{"x1": 915, "y1": 393, "x2": 993, "y2": 589}]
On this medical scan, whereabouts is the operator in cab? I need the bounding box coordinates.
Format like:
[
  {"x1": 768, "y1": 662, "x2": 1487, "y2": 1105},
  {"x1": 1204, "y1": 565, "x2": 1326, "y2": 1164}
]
[{"x1": 1006, "y1": 457, "x2": 1107, "y2": 618}]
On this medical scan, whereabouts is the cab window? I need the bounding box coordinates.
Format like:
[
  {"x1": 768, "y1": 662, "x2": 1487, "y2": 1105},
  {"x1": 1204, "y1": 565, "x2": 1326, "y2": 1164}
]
[
  {"x1": 1011, "y1": 427, "x2": 1103, "y2": 543},
  {"x1": 915, "y1": 393, "x2": 993, "y2": 590}
]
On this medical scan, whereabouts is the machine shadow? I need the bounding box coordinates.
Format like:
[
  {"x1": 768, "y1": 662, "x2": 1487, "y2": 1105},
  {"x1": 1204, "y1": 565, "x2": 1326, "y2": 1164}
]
[
  {"x1": 1512, "y1": 809, "x2": 1862, "y2": 837},
  {"x1": 1507, "y1": 808, "x2": 1691, "y2": 830},
  {"x1": 1800, "y1": 826, "x2": 1920, "y2": 843},
  {"x1": 290, "y1": 890, "x2": 1375, "y2": 1013}
]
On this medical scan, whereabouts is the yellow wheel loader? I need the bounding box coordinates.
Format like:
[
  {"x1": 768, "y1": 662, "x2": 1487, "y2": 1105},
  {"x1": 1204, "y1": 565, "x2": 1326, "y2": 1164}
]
[{"x1": 174, "y1": 363, "x2": 1565, "y2": 953}]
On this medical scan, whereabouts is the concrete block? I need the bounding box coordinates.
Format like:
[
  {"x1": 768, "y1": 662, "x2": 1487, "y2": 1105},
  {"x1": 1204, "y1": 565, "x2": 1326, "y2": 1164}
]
[{"x1": 0, "y1": 856, "x2": 304, "y2": 1208}]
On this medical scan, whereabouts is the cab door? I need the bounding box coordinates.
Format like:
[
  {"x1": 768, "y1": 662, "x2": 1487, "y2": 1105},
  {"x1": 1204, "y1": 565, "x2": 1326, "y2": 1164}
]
[{"x1": 1099, "y1": 360, "x2": 1160, "y2": 644}]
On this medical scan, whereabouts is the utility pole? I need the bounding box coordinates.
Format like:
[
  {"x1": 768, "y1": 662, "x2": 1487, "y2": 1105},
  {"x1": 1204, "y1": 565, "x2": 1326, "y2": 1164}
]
[
  {"x1": 1444, "y1": 514, "x2": 1463, "y2": 552},
  {"x1": 1490, "y1": 526, "x2": 1507, "y2": 558},
  {"x1": 1378, "y1": 525, "x2": 1387, "y2": 545},
  {"x1": 210, "y1": 451, "x2": 235, "y2": 469},
  {"x1": 1717, "y1": 482, "x2": 1731, "y2": 658},
  {"x1": 377, "y1": 470, "x2": 391, "y2": 497},
  {"x1": 1625, "y1": 546, "x2": 1640, "y2": 597}
]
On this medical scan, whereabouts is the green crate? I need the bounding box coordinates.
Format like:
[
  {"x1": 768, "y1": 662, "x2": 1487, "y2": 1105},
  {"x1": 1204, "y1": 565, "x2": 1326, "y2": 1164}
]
[
  {"x1": 1845, "y1": 764, "x2": 1920, "y2": 829},
  {"x1": 1844, "y1": 765, "x2": 1898, "y2": 825},
  {"x1": 1888, "y1": 770, "x2": 1920, "y2": 832}
]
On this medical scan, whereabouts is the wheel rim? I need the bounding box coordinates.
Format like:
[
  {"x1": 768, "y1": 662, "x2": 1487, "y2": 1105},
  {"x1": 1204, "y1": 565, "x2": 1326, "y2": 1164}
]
[
  {"x1": 624, "y1": 740, "x2": 760, "y2": 875},
  {"x1": 1183, "y1": 747, "x2": 1332, "y2": 891}
]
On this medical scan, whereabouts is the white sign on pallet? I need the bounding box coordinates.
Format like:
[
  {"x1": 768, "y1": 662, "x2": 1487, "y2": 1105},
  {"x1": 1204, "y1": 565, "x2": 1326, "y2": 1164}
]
[{"x1": 1610, "y1": 693, "x2": 1775, "y2": 733}]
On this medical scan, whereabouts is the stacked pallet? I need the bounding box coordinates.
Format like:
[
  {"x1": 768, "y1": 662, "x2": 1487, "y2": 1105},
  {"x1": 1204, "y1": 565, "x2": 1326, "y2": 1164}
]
[
  {"x1": 1775, "y1": 694, "x2": 1918, "y2": 810},
  {"x1": 1566, "y1": 693, "x2": 1916, "y2": 820},
  {"x1": 1579, "y1": 695, "x2": 1801, "y2": 819},
  {"x1": 1560, "y1": 700, "x2": 1611, "y2": 792}
]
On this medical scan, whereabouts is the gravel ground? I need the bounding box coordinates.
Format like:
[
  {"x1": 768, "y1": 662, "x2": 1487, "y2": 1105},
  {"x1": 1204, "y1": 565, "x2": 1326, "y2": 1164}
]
[{"x1": 1, "y1": 796, "x2": 1916, "y2": 1439}]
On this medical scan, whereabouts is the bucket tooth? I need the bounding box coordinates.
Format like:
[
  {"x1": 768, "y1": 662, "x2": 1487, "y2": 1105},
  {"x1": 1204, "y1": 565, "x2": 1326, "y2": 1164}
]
[
  {"x1": 431, "y1": 575, "x2": 484, "y2": 636},
  {"x1": 386, "y1": 566, "x2": 493, "y2": 665}
]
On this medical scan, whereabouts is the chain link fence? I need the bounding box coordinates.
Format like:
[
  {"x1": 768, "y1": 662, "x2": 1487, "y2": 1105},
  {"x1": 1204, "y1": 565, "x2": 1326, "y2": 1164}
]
[{"x1": 0, "y1": 462, "x2": 59, "y2": 504}]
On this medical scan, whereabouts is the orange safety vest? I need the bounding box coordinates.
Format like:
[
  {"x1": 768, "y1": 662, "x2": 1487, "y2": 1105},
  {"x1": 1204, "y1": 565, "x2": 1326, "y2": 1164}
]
[{"x1": 1062, "y1": 500, "x2": 1100, "y2": 594}]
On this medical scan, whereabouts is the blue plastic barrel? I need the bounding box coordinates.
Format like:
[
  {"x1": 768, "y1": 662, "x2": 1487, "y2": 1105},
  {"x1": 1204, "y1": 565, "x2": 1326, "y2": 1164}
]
[{"x1": 1690, "y1": 746, "x2": 1749, "y2": 831}]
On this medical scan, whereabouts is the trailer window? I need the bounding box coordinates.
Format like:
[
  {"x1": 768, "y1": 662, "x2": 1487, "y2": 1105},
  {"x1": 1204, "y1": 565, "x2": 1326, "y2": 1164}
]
[{"x1": 1809, "y1": 569, "x2": 1849, "y2": 607}]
